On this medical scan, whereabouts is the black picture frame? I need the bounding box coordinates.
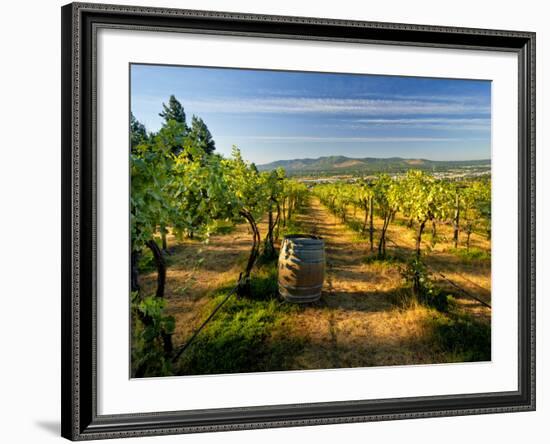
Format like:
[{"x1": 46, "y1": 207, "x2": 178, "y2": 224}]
[{"x1": 61, "y1": 2, "x2": 536, "y2": 440}]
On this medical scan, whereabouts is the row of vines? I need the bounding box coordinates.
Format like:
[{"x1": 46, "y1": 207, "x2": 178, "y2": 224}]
[
  {"x1": 313, "y1": 171, "x2": 491, "y2": 258},
  {"x1": 313, "y1": 171, "x2": 491, "y2": 310},
  {"x1": 130, "y1": 96, "x2": 308, "y2": 376}
]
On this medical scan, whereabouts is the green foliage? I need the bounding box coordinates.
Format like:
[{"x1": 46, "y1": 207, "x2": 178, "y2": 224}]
[
  {"x1": 154, "y1": 119, "x2": 188, "y2": 156},
  {"x1": 363, "y1": 254, "x2": 405, "y2": 266},
  {"x1": 222, "y1": 146, "x2": 270, "y2": 221},
  {"x1": 312, "y1": 173, "x2": 490, "y2": 259},
  {"x1": 281, "y1": 178, "x2": 308, "y2": 220},
  {"x1": 249, "y1": 266, "x2": 279, "y2": 299},
  {"x1": 372, "y1": 174, "x2": 400, "y2": 219},
  {"x1": 278, "y1": 212, "x2": 306, "y2": 238},
  {"x1": 209, "y1": 220, "x2": 235, "y2": 235},
  {"x1": 188, "y1": 115, "x2": 216, "y2": 154},
  {"x1": 313, "y1": 175, "x2": 399, "y2": 258},
  {"x1": 458, "y1": 180, "x2": 491, "y2": 248},
  {"x1": 130, "y1": 112, "x2": 148, "y2": 152},
  {"x1": 261, "y1": 168, "x2": 286, "y2": 257},
  {"x1": 344, "y1": 217, "x2": 366, "y2": 234},
  {"x1": 341, "y1": 181, "x2": 375, "y2": 241},
  {"x1": 159, "y1": 94, "x2": 187, "y2": 125},
  {"x1": 176, "y1": 287, "x2": 304, "y2": 375},
  {"x1": 137, "y1": 248, "x2": 155, "y2": 273},
  {"x1": 131, "y1": 96, "x2": 308, "y2": 297},
  {"x1": 169, "y1": 144, "x2": 229, "y2": 239},
  {"x1": 130, "y1": 144, "x2": 173, "y2": 251},
  {"x1": 400, "y1": 171, "x2": 454, "y2": 241},
  {"x1": 399, "y1": 170, "x2": 452, "y2": 221},
  {"x1": 449, "y1": 247, "x2": 491, "y2": 262},
  {"x1": 430, "y1": 313, "x2": 491, "y2": 362},
  {"x1": 131, "y1": 293, "x2": 175, "y2": 377},
  {"x1": 314, "y1": 182, "x2": 354, "y2": 223},
  {"x1": 401, "y1": 257, "x2": 450, "y2": 312}
]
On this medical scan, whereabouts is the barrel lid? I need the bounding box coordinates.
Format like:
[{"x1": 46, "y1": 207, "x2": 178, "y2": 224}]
[
  {"x1": 284, "y1": 234, "x2": 323, "y2": 240},
  {"x1": 283, "y1": 234, "x2": 324, "y2": 246}
]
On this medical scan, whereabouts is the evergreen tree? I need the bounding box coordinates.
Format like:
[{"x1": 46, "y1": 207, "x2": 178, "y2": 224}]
[
  {"x1": 188, "y1": 115, "x2": 216, "y2": 155},
  {"x1": 159, "y1": 95, "x2": 186, "y2": 126},
  {"x1": 130, "y1": 112, "x2": 148, "y2": 152}
]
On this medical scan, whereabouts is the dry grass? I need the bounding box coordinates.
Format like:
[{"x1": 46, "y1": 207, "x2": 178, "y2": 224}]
[
  {"x1": 139, "y1": 219, "x2": 270, "y2": 345},
  {"x1": 278, "y1": 198, "x2": 491, "y2": 369},
  {"x1": 137, "y1": 194, "x2": 491, "y2": 374}
]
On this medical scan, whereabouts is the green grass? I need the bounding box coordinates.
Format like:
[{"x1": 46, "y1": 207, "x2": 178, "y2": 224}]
[
  {"x1": 429, "y1": 311, "x2": 491, "y2": 362},
  {"x1": 249, "y1": 264, "x2": 279, "y2": 298},
  {"x1": 362, "y1": 254, "x2": 406, "y2": 266},
  {"x1": 175, "y1": 262, "x2": 305, "y2": 376},
  {"x1": 394, "y1": 218, "x2": 414, "y2": 228},
  {"x1": 344, "y1": 218, "x2": 365, "y2": 234},
  {"x1": 278, "y1": 217, "x2": 306, "y2": 238},
  {"x1": 210, "y1": 219, "x2": 236, "y2": 235},
  {"x1": 343, "y1": 220, "x2": 379, "y2": 245},
  {"x1": 448, "y1": 247, "x2": 491, "y2": 262}
]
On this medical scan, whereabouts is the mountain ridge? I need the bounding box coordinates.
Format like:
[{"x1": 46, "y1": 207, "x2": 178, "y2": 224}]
[{"x1": 257, "y1": 156, "x2": 490, "y2": 175}]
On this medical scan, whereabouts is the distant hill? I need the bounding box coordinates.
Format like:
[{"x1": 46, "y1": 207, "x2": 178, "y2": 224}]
[{"x1": 257, "y1": 156, "x2": 490, "y2": 176}]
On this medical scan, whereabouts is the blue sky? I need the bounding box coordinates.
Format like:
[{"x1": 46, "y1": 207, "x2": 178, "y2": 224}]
[{"x1": 130, "y1": 64, "x2": 491, "y2": 165}]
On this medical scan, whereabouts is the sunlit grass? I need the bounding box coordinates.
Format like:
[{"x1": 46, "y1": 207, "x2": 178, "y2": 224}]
[
  {"x1": 448, "y1": 247, "x2": 491, "y2": 262},
  {"x1": 174, "y1": 262, "x2": 306, "y2": 376}
]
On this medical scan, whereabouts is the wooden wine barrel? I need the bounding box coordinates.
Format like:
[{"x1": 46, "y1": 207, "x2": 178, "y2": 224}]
[{"x1": 278, "y1": 235, "x2": 325, "y2": 303}]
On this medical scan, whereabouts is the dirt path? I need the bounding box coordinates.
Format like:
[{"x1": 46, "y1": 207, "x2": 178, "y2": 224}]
[
  {"x1": 301, "y1": 197, "x2": 399, "y2": 311},
  {"x1": 288, "y1": 197, "x2": 452, "y2": 369},
  {"x1": 140, "y1": 194, "x2": 491, "y2": 372}
]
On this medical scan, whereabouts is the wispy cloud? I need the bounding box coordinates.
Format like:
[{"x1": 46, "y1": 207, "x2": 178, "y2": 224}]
[
  {"x1": 352, "y1": 118, "x2": 490, "y2": 124},
  {"x1": 217, "y1": 135, "x2": 481, "y2": 143},
  {"x1": 344, "y1": 117, "x2": 491, "y2": 131},
  {"x1": 356, "y1": 92, "x2": 489, "y2": 103},
  {"x1": 182, "y1": 96, "x2": 490, "y2": 116}
]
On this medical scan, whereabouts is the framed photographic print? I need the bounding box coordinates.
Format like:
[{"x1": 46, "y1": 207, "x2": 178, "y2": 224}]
[{"x1": 61, "y1": 2, "x2": 536, "y2": 440}]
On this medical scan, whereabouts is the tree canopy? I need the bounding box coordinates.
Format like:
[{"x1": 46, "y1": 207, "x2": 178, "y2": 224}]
[
  {"x1": 130, "y1": 112, "x2": 148, "y2": 153},
  {"x1": 159, "y1": 94, "x2": 187, "y2": 126},
  {"x1": 188, "y1": 115, "x2": 216, "y2": 155}
]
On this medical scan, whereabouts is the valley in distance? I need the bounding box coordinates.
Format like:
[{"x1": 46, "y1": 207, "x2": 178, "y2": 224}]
[{"x1": 257, "y1": 155, "x2": 490, "y2": 182}]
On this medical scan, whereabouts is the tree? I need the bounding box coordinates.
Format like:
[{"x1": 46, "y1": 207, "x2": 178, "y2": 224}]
[
  {"x1": 149, "y1": 120, "x2": 189, "y2": 247},
  {"x1": 335, "y1": 185, "x2": 354, "y2": 223},
  {"x1": 282, "y1": 180, "x2": 308, "y2": 224},
  {"x1": 130, "y1": 136, "x2": 175, "y2": 356},
  {"x1": 460, "y1": 180, "x2": 491, "y2": 249},
  {"x1": 169, "y1": 143, "x2": 229, "y2": 242},
  {"x1": 373, "y1": 174, "x2": 399, "y2": 258},
  {"x1": 130, "y1": 112, "x2": 148, "y2": 153},
  {"x1": 354, "y1": 181, "x2": 375, "y2": 251},
  {"x1": 263, "y1": 168, "x2": 284, "y2": 258},
  {"x1": 477, "y1": 179, "x2": 492, "y2": 240},
  {"x1": 188, "y1": 115, "x2": 216, "y2": 155},
  {"x1": 159, "y1": 94, "x2": 187, "y2": 126},
  {"x1": 452, "y1": 184, "x2": 462, "y2": 248},
  {"x1": 314, "y1": 182, "x2": 352, "y2": 224},
  {"x1": 131, "y1": 125, "x2": 227, "y2": 365},
  {"x1": 222, "y1": 147, "x2": 270, "y2": 295},
  {"x1": 400, "y1": 170, "x2": 453, "y2": 258},
  {"x1": 131, "y1": 101, "x2": 285, "y2": 372},
  {"x1": 156, "y1": 109, "x2": 188, "y2": 153}
]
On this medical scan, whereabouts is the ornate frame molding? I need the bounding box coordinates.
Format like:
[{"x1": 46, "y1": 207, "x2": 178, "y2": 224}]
[{"x1": 61, "y1": 2, "x2": 535, "y2": 440}]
